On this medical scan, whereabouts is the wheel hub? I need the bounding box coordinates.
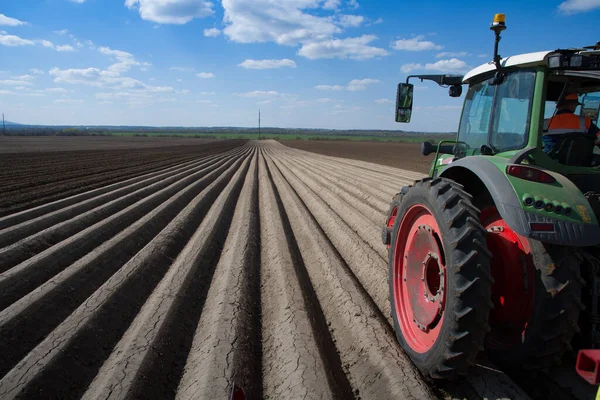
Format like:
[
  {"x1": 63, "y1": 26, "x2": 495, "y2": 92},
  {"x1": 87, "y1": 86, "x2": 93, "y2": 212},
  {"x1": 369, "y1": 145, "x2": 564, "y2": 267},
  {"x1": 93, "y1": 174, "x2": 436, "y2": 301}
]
[{"x1": 404, "y1": 225, "x2": 446, "y2": 331}]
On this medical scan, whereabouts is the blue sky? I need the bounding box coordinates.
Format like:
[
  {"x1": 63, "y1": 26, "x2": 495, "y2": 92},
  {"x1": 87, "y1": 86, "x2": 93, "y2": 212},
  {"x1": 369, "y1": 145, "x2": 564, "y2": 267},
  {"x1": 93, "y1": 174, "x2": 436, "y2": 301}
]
[{"x1": 1, "y1": 0, "x2": 600, "y2": 131}]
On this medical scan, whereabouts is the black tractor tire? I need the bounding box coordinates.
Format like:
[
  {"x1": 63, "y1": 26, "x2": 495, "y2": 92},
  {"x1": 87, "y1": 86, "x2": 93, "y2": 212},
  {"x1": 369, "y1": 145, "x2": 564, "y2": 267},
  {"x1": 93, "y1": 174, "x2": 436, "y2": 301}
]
[
  {"x1": 486, "y1": 242, "x2": 584, "y2": 369},
  {"x1": 388, "y1": 177, "x2": 493, "y2": 380}
]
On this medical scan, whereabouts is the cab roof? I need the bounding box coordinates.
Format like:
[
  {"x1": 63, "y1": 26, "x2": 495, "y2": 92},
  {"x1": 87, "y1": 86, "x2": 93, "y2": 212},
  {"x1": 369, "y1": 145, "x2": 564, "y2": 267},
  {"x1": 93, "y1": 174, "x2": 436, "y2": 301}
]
[
  {"x1": 463, "y1": 49, "x2": 600, "y2": 84},
  {"x1": 463, "y1": 51, "x2": 552, "y2": 83}
]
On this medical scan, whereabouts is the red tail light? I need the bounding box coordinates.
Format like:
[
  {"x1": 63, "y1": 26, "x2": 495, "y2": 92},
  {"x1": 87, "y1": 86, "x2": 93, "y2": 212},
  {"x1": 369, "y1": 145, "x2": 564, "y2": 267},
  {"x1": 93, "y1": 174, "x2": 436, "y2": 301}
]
[{"x1": 506, "y1": 165, "x2": 556, "y2": 184}]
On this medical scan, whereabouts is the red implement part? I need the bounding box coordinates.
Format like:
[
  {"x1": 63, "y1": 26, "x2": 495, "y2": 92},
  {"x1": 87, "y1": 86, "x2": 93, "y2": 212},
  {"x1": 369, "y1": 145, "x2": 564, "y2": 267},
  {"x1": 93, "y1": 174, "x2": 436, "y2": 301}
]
[
  {"x1": 577, "y1": 350, "x2": 600, "y2": 385},
  {"x1": 480, "y1": 207, "x2": 535, "y2": 350},
  {"x1": 393, "y1": 204, "x2": 446, "y2": 353}
]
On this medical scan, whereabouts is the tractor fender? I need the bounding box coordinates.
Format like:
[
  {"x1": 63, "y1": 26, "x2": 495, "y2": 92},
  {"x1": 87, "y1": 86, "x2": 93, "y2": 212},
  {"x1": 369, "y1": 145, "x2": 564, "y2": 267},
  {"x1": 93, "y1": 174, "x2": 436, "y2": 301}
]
[
  {"x1": 440, "y1": 157, "x2": 526, "y2": 232},
  {"x1": 440, "y1": 157, "x2": 600, "y2": 246}
]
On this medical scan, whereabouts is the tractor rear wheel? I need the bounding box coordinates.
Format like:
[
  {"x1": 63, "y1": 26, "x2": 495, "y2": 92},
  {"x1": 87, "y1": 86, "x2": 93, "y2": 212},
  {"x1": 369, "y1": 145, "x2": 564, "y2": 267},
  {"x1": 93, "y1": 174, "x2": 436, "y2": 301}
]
[
  {"x1": 481, "y1": 207, "x2": 584, "y2": 369},
  {"x1": 388, "y1": 178, "x2": 493, "y2": 379}
]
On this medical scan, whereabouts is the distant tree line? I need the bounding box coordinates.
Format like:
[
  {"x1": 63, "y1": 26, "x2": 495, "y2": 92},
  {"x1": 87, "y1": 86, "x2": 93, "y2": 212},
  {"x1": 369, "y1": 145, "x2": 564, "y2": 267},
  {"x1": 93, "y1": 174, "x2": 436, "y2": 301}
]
[{"x1": 1, "y1": 125, "x2": 455, "y2": 138}]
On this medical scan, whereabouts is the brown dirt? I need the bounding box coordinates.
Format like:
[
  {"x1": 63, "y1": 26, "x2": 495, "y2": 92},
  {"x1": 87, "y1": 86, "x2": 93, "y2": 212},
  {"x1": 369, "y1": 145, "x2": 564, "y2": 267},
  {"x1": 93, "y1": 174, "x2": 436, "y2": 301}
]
[
  {"x1": 0, "y1": 139, "x2": 583, "y2": 400},
  {"x1": 0, "y1": 140, "x2": 247, "y2": 217},
  {"x1": 279, "y1": 140, "x2": 435, "y2": 174},
  {"x1": 0, "y1": 136, "x2": 216, "y2": 153}
]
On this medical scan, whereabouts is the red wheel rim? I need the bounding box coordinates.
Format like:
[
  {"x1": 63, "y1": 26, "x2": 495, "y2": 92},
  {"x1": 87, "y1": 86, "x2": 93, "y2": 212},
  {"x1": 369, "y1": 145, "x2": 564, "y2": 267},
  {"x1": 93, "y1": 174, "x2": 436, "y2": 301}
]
[
  {"x1": 386, "y1": 206, "x2": 398, "y2": 250},
  {"x1": 393, "y1": 204, "x2": 446, "y2": 353},
  {"x1": 481, "y1": 207, "x2": 535, "y2": 350}
]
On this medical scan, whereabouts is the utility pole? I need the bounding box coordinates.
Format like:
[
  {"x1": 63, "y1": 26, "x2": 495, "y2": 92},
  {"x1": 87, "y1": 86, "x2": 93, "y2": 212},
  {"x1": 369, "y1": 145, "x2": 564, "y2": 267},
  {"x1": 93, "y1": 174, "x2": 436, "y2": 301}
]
[{"x1": 258, "y1": 109, "x2": 261, "y2": 141}]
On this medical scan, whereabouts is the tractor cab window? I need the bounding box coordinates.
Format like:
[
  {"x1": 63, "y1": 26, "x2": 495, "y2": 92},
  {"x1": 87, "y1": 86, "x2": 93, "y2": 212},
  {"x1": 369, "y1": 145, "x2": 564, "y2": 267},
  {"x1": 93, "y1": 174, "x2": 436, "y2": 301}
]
[{"x1": 458, "y1": 70, "x2": 536, "y2": 155}]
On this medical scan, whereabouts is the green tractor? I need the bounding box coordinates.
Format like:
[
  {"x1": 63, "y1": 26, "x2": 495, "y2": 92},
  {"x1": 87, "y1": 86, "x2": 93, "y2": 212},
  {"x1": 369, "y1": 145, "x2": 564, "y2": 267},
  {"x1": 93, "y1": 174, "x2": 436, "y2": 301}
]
[{"x1": 382, "y1": 13, "x2": 600, "y2": 380}]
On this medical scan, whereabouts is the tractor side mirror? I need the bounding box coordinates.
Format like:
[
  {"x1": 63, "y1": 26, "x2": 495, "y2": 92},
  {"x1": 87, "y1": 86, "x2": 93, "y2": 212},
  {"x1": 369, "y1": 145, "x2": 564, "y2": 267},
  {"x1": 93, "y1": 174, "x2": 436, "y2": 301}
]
[
  {"x1": 395, "y1": 83, "x2": 414, "y2": 123},
  {"x1": 449, "y1": 84, "x2": 462, "y2": 97}
]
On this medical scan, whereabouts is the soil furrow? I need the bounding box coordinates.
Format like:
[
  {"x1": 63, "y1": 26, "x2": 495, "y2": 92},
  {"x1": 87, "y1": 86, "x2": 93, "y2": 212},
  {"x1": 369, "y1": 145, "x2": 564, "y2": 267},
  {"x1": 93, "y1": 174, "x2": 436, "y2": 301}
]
[
  {"x1": 0, "y1": 156, "x2": 210, "y2": 230},
  {"x1": 269, "y1": 145, "x2": 418, "y2": 190},
  {"x1": 0, "y1": 152, "x2": 251, "y2": 382},
  {"x1": 0, "y1": 150, "x2": 239, "y2": 248},
  {"x1": 273, "y1": 153, "x2": 386, "y2": 258},
  {"x1": 269, "y1": 153, "x2": 391, "y2": 321},
  {"x1": 282, "y1": 153, "x2": 391, "y2": 217},
  {"x1": 0, "y1": 149, "x2": 250, "y2": 310},
  {"x1": 0, "y1": 151, "x2": 252, "y2": 399},
  {"x1": 257, "y1": 151, "x2": 343, "y2": 400},
  {"x1": 265, "y1": 153, "x2": 436, "y2": 400},
  {"x1": 175, "y1": 151, "x2": 262, "y2": 400},
  {"x1": 0, "y1": 140, "x2": 247, "y2": 217},
  {"x1": 80, "y1": 151, "x2": 253, "y2": 400}
]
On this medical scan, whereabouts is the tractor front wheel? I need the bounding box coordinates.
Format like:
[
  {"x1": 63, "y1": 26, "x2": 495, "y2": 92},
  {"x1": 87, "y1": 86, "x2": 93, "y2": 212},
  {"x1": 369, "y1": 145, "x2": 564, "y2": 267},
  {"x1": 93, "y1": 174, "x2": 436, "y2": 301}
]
[{"x1": 388, "y1": 178, "x2": 493, "y2": 379}]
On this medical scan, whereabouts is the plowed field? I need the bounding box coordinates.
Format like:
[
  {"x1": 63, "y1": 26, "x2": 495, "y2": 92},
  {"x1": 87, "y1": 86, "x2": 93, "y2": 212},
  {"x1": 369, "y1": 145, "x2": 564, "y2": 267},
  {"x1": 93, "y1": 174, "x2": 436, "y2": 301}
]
[{"x1": 0, "y1": 140, "x2": 591, "y2": 400}]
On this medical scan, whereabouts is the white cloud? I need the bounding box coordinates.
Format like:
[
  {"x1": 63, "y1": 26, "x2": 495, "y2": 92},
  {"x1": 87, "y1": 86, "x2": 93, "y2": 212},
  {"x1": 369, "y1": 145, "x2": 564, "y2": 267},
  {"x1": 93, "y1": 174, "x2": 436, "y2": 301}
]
[
  {"x1": 401, "y1": 58, "x2": 470, "y2": 73},
  {"x1": 258, "y1": 99, "x2": 272, "y2": 104},
  {"x1": 298, "y1": 35, "x2": 389, "y2": 60},
  {"x1": 371, "y1": 17, "x2": 383, "y2": 24},
  {"x1": 221, "y1": 0, "x2": 382, "y2": 62},
  {"x1": 49, "y1": 67, "x2": 173, "y2": 93},
  {"x1": 236, "y1": 90, "x2": 281, "y2": 97},
  {"x1": 0, "y1": 78, "x2": 33, "y2": 86},
  {"x1": 196, "y1": 72, "x2": 215, "y2": 78},
  {"x1": 200, "y1": 91, "x2": 215, "y2": 95},
  {"x1": 322, "y1": 0, "x2": 340, "y2": 9},
  {"x1": 375, "y1": 98, "x2": 392, "y2": 104},
  {"x1": 56, "y1": 44, "x2": 75, "y2": 52},
  {"x1": 0, "y1": 34, "x2": 34, "y2": 47},
  {"x1": 197, "y1": 99, "x2": 212, "y2": 103},
  {"x1": 400, "y1": 63, "x2": 420, "y2": 73},
  {"x1": 346, "y1": 78, "x2": 380, "y2": 91},
  {"x1": 316, "y1": 97, "x2": 334, "y2": 102},
  {"x1": 39, "y1": 40, "x2": 54, "y2": 48},
  {"x1": 0, "y1": 89, "x2": 16, "y2": 95},
  {"x1": 30, "y1": 68, "x2": 44, "y2": 75},
  {"x1": 238, "y1": 58, "x2": 297, "y2": 69},
  {"x1": 222, "y1": 0, "x2": 341, "y2": 46},
  {"x1": 176, "y1": 78, "x2": 183, "y2": 82},
  {"x1": 316, "y1": 78, "x2": 380, "y2": 91},
  {"x1": 54, "y1": 99, "x2": 84, "y2": 104},
  {"x1": 69, "y1": 0, "x2": 87, "y2": 3},
  {"x1": 12, "y1": 74, "x2": 35, "y2": 81},
  {"x1": 478, "y1": 53, "x2": 488, "y2": 58},
  {"x1": 169, "y1": 66, "x2": 194, "y2": 72},
  {"x1": 347, "y1": 0, "x2": 359, "y2": 9},
  {"x1": 436, "y1": 51, "x2": 468, "y2": 58},
  {"x1": 99, "y1": 46, "x2": 149, "y2": 73},
  {"x1": 125, "y1": 0, "x2": 215, "y2": 24},
  {"x1": 44, "y1": 87, "x2": 69, "y2": 93},
  {"x1": 337, "y1": 14, "x2": 364, "y2": 28},
  {"x1": 54, "y1": 29, "x2": 69, "y2": 35},
  {"x1": 203, "y1": 27, "x2": 221, "y2": 37},
  {"x1": 391, "y1": 35, "x2": 443, "y2": 51},
  {"x1": 315, "y1": 85, "x2": 345, "y2": 91},
  {"x1": 0, "y1": 14, "x2": 26, "y2": 26},
  {"x1": 558, "y1": 0, "x2": 600, "y2": 14}
]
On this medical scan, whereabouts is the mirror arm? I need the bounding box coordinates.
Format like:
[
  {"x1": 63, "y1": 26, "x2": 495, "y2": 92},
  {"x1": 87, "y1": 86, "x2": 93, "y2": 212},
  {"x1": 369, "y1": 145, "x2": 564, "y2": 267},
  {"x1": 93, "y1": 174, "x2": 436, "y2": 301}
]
[{"x1": 405, "y1": 74, "x2": 464, "y2": 87}]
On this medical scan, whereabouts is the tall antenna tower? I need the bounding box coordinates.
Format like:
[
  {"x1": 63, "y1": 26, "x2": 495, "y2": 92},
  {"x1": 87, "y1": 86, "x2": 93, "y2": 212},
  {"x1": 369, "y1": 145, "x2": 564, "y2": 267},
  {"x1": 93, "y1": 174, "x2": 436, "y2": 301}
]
[{"x1": 258, "y1": 109, "x2": 261, "y2": 141}]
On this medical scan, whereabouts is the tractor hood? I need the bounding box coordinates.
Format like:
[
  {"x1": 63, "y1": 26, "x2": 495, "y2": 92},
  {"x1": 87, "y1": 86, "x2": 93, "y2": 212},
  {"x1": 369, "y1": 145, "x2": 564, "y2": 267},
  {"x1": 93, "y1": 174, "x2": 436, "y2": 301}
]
[{"x1": 440, "y1": 155, "x2": 600, "y2": 246}]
